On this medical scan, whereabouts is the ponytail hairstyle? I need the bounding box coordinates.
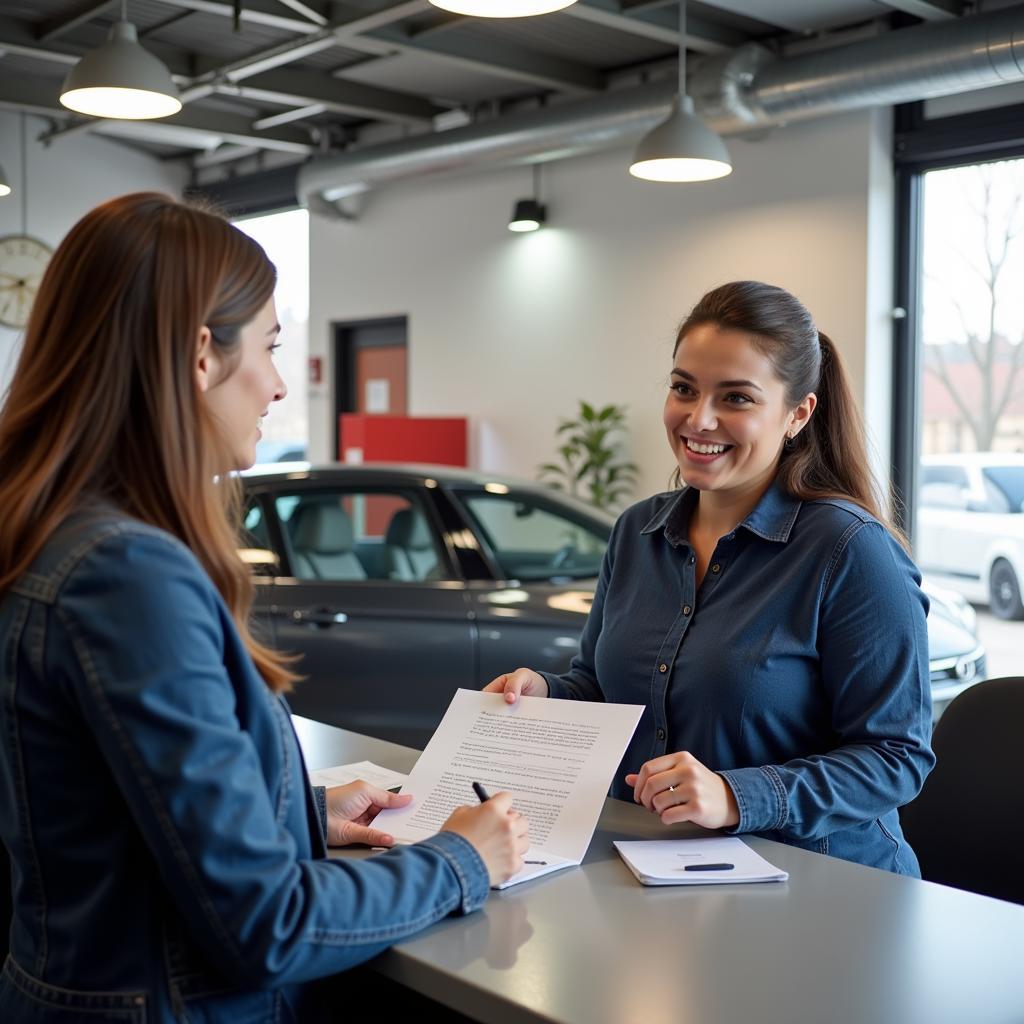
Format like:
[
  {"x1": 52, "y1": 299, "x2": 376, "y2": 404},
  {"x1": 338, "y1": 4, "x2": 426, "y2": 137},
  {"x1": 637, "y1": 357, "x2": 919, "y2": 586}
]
[
  {"x1": 0, "y1": 192, "x2": 298, "y2": 691},
  {"x1": 674, "y1": 280, "x2": 905, "y2": 547}
]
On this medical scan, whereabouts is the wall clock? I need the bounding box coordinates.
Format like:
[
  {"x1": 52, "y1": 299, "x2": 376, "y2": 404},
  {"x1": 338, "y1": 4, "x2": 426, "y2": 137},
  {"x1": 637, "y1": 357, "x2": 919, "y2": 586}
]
[{"x1": 0, "y1": 234, "x2": 53, "y2": 329}]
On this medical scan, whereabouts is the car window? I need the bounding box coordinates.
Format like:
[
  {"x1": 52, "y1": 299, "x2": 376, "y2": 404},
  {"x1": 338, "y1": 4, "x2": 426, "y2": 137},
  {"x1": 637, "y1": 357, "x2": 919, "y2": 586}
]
[
  {"x1": 274, "y1": 490, "x2": 448, "y2": 582},
  {"x1": 983, "y1": 466, "x2": 1024, "y2": 513},
  {"x1": 920, "y1": 465, "x2": 969, "y2": 488},
  {"x1": 455, "y1": 492, "x2": 609, "y2": 581},
  {"x1": 239, "y1": 500, "x2": 279, "y2": 576}
]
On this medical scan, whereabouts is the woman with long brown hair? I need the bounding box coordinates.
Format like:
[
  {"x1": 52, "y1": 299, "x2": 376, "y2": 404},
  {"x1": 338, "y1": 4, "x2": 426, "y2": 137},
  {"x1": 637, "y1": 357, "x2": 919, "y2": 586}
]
[
  {"x1": 0, "y1": 192, "x2": 527, "y2": 1023},
  {"x1": 487, "y1": 280, "x2": 934, "y2": 875}
]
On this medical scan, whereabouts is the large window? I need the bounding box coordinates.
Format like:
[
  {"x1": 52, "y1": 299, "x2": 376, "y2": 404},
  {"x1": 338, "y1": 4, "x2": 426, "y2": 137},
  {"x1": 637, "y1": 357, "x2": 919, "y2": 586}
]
[
  {"x1": 233, "y1": 208, "x2": 309, "y2": 463},
  {"x1": 896, "y1": 104, "x2": 1024, "y2": 685}
]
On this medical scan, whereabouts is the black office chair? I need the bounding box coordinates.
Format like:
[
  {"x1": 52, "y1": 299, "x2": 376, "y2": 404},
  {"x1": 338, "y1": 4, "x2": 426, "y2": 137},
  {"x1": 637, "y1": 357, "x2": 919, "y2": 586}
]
[{"x1": 900, "y1": 676, "x2": 1024, "y2": 905}]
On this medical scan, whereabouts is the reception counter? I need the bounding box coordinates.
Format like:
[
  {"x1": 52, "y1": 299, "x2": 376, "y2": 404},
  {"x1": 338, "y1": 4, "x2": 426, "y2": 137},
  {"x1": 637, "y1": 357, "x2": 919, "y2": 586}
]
[{"x1": 292, "y1": 715, "x2": 1024, "y2": 1024}]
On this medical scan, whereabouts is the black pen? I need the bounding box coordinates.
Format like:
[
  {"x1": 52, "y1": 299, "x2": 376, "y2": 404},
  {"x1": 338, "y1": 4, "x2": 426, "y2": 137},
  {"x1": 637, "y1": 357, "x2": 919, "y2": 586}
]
[
  {"x1": 472, "y1": 782, "x2": 491, "y2": 803},
  {"x1": 684, "y1": 863, "x2": 734, "y2": 871}
]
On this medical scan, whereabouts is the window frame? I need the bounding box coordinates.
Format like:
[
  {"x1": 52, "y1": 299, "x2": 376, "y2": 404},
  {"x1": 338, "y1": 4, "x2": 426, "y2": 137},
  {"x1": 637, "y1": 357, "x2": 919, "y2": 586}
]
[{"x1": 892, "y1": 99, "x2": 1024, "y2": 542}]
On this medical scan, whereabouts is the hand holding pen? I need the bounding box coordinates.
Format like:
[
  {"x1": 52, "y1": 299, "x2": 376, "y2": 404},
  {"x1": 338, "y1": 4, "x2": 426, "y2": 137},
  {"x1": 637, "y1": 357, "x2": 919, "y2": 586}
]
[
  {"x1": 472, "y1": 783, "x2": 546, "y2": 866},
  {"x1": 439, "y1": 784, "x2": 530, "y2": 886}
]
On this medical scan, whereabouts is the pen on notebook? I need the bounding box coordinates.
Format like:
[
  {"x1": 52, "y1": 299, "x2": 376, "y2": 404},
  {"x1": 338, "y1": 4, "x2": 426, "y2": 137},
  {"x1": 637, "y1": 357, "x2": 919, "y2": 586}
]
[{"x1": 683, "y1": 863, "x2": 735, "y2": 872}]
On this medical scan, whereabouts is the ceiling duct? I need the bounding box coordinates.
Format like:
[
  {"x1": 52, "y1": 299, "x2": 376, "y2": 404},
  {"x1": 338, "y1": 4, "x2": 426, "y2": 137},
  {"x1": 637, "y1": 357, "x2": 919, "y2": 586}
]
[{"x1": 298, "y1": 4, "x2": 1024, "y2": 214}]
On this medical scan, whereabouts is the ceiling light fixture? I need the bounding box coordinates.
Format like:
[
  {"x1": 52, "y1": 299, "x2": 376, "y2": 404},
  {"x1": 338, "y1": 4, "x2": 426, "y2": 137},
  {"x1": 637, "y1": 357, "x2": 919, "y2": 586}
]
[
  {"x1": 629, "y1": 0, "x2": 731, "y2": 183},
  {"x1": 509, "y1": 165, "x2": 546, "y2": 232},
  {"x1": 60, "y1": 0, "x2": 181, "y2": 120},
  {"x1": 0, "y1": 163, "x2": 10, "y2": 198},
  {"x1": 428, "y1": 0, "x2": 577, "y2": 18}
]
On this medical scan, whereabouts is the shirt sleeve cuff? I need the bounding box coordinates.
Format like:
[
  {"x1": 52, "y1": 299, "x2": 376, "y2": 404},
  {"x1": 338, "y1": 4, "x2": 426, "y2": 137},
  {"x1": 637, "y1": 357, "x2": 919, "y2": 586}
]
[
  {"x1": 415, "y1": 831, "x2": 491, "y2": 914},
  {"x1": 539, "y1": 671, "x2": 572, "y2": 700},
  {"x1": 718, "y1": 766, "x2": 788, "y2": 834},
  {"x1": 313, "y1": 785, "x2": 328, "y2": 842}
]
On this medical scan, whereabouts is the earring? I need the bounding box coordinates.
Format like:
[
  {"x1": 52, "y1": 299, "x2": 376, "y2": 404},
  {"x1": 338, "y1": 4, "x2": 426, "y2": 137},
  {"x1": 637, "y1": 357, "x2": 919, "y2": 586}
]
[{"x1": 784, "y1": 433, "x2": 794, "y2": 449}]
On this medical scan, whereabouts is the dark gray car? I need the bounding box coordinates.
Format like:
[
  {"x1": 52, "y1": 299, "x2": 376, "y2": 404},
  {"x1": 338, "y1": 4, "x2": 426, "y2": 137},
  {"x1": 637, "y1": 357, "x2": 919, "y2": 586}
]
[{"x1": 241, "y1": 463, "x2": 986, "y2": 746}]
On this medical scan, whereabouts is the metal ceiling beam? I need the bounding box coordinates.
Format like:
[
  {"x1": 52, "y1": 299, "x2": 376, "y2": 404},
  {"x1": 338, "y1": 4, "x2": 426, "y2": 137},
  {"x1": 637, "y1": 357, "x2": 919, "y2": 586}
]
[
  {"x1": 150, "y1": 0, "x2": 334, "y2": 34},
  {"x1": 215, "y1": 67, "x2": 443, "y2": 123},
  {"x1": 0, "y1": 14, "x2": 193, "y2": 78},
  {"x1": 350, "y1": 25, "x2": 605, "y2": 93},
  {"x1": 271, "y1": 0, "x2": 328, "y2": 26},
  {"x1": 0, "y1": 73, "x2": 316, "y2": 154},
  {"x1": 186, "y1": 1, "x2": 430, "y2": 82},
  {"x1": 875, "y1": 0, "x2": 961, "y2": 19},
  {"x1": 37, "y1": 0, "x2": 119, "y2": 42}
]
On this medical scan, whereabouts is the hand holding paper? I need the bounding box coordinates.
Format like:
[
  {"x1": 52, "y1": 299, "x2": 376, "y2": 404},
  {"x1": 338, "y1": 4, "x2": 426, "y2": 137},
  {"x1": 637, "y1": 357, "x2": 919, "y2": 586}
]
[{"x1": 372, "y1": 689, "x2": 643, "y2": 888}]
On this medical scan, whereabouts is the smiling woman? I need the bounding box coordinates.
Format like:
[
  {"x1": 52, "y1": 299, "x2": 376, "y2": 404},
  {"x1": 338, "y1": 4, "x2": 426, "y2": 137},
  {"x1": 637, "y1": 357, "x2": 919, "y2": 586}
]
[{"x1": 487, "y1": 280, "x2": 936, "y2": 876}]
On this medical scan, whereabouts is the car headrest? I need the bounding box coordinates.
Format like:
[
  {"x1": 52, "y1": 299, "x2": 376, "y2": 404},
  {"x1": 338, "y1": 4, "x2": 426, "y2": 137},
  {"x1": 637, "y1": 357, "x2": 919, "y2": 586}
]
[
  {"x1": 385, "y1": 508, "x2": 432, "y2": 551},
  {"x1": 291, "y1": 501, "x2": 355, "y2": 554}
]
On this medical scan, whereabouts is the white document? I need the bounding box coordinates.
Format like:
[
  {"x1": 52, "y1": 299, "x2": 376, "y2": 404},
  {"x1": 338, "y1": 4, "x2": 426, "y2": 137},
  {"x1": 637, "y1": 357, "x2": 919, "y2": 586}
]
[
  {"x1": 614, "y1": 837, "x2": 788, "y2": 886},
  {"x1": 308, "y1": 760, "x2": 409, "y2": 792},
  {"x1": 372, "y1": 689, "x2": 643, "y2": 888}
]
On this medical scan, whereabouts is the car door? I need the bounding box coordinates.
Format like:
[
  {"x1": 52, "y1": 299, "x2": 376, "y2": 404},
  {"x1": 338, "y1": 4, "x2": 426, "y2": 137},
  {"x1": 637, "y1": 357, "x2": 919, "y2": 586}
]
[
  {"x1": 255, "y1": 485, "x2": 476, "y2": 748},
  {"x1": 448, "y1": 487, "x2": 610, "y2": 684},
  {"x1": 917, "y1": 464, "x2": 972, "y2": 576}
]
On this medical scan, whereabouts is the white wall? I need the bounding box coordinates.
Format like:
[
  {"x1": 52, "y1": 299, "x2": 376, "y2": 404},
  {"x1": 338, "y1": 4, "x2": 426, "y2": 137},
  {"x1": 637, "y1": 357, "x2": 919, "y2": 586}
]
[
  {"x1": 309, "y1": 107, "x2": 895, "y2": 503},
  {"x1": 0, "y1": 111, "x2": 187, "y2": 391}
]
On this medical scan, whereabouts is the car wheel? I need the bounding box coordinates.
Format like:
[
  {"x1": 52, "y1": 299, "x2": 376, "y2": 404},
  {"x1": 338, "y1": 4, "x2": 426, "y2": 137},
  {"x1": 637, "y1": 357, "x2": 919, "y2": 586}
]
[{"x1": 989, "y1": 559, "x2": 1024, "y2": 620}]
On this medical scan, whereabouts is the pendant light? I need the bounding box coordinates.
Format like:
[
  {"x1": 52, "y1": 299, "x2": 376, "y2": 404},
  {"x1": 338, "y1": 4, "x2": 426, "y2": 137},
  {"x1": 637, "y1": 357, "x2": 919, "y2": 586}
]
[
  {"x1": 629, "y1": 0, "x2": 731, "y2": 182},
  {"x1": 60, "y1": 0, "x2": 181, "y2": 120},
  {"x1": 0, "y1": 164, "x2": 10, "y2": 198},
  {"x1": 509, "y1": 165, "x2": 546, "y2": 232},
  {"x1": 428, "y1": 0, "x2": 577, "y2": 17}
]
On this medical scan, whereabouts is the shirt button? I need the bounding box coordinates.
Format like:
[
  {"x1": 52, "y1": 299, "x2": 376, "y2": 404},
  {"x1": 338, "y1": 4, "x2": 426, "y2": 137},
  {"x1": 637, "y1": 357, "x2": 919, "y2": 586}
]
[
  {"x1": 689, "y1": 556, "x2": 695, "y2": 565},
  {"x1": 682, "y1": 605, "x2": 691, "y2": 615},
  {"x1": 657, "y1": 728, "x2": 666, "y2": 741},
  {"x1": 659, "y1": 663, "x2": 668, "y2": 673},
  {"x1": 711, "y1": 563, "x2": 721, "y2": 574}
]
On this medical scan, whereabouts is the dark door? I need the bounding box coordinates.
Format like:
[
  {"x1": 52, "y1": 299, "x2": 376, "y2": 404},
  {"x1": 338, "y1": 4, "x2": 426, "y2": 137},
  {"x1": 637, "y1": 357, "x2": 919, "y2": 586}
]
[{"x1": 333, "y1": 317, "x2": 407, "y2": 460}]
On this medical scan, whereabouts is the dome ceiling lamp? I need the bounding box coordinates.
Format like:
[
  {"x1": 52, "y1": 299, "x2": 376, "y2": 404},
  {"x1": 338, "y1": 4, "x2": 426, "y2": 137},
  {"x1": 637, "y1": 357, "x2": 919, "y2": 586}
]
[
  {"x1": 629, "y1": 0, "x2": 732, "y2": 183},
  {"x1": 428, "y1": 0, "x2": 578, "y2": 18},
  {"x1": 60, "y1": 0, "x2": 181, "y2": 120}
]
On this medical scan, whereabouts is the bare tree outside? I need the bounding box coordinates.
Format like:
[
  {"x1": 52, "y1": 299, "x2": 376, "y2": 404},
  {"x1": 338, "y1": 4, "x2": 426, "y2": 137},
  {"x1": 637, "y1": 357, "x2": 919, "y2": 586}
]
[{"x1": 921, "y1": 161, "x2": 1024, "y2": 454}]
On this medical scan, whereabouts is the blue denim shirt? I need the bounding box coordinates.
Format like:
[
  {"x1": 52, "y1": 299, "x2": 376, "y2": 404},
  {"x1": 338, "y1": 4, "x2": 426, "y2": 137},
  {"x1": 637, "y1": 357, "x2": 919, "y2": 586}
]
[
  {"x1": 0, "y1": 507, "x2": 489, "y2": 1023},
  {"x1": 541, "y1": 481, "x2": 935, "y2": 875}
]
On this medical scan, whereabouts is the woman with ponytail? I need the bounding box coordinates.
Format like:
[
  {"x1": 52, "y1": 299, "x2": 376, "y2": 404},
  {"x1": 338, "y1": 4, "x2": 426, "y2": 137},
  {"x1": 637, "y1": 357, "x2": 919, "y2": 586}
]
[
  {"x1": 0, "y1": 193, "x2": 527, "y2": 1023},
  {"x1": 487, "y1": 281, "x2": 933, "y2": 875}
]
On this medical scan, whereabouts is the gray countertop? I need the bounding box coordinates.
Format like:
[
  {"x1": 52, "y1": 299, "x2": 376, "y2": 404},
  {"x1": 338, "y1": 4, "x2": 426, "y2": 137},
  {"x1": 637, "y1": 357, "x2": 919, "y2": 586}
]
[{"x1": 293, "y1": 715, "x2": 1024, "y2": 1024}]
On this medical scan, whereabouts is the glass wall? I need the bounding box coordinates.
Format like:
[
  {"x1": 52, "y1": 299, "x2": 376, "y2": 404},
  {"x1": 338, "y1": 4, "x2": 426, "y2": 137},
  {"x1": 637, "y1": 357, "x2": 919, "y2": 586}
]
[
  {"x1": 913, "y1": 157, "x2": 1024, "y2": 682},
  {"x1": 234, "y1": 208, "x2": 309, "y2": 463}
]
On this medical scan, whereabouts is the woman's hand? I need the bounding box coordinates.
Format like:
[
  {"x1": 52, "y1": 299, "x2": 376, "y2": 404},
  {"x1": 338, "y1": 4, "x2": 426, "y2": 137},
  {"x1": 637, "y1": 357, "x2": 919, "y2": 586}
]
[
  {"x1": 625, "y1": 752, "x2": 740, "y2": 830},
  {"x1": 441, "y1": 793, "x2": 530, "y2": 886},
  {"x1": 483, "y1": 668, "x2": 549, "y2": 705},
  {"x1": 325, "y1": 781, "x2": 413, "y2": 847}
]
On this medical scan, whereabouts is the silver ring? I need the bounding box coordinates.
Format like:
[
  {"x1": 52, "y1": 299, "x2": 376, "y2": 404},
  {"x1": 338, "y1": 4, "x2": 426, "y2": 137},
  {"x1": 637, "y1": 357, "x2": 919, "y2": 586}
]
[{"x1": 668, "y1": 785, "x2": 676, "y2": 792}]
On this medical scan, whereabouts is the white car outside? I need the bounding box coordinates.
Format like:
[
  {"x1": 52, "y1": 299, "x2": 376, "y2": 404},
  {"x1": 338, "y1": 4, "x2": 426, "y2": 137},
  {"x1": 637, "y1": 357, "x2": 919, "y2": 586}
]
[{"x1": 916, "y1": 453, "x2": 1024, "y2": 620}]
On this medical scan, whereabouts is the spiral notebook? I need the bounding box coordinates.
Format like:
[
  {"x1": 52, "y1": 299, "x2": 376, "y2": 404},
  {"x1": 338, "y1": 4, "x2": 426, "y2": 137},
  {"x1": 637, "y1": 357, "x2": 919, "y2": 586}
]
[{"x1": 614, "y1": 837, "x2": 788, "y2": 886}]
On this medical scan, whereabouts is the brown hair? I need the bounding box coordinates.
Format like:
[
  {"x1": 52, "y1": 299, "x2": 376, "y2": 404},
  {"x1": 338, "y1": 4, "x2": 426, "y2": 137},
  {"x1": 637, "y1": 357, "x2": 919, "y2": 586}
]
[
  {"x1": 0, "y1": 192, "x2": 296, "y2": 691},
  {"x1": 674, "y1": 280, "x2": 905, "y2": 546}
]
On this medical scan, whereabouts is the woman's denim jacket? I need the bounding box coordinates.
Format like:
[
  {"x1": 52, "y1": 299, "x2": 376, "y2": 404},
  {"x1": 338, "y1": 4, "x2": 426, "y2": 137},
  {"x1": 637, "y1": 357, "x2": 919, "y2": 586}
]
[{"x1": 0, "y1": 509, "x2": 489, "y2": 1023}]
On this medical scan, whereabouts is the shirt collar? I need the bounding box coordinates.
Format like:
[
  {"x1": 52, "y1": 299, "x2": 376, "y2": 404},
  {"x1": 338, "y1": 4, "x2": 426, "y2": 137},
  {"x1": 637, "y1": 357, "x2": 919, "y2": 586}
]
[{"x1": 640, "y1": 477, "x2": 802, "y2": 546}]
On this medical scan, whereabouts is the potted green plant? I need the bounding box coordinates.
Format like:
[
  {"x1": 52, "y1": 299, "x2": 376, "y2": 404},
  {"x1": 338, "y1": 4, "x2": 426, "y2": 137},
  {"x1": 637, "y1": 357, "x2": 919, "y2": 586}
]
[{"x1": 538, "y1": 401, "x2": 638, "y2": 513}]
